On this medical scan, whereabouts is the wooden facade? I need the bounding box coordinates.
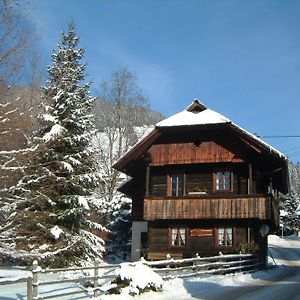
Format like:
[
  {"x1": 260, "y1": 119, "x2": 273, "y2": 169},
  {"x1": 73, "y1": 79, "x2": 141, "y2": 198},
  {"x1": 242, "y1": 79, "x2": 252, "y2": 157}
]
[
  {"x1": 144, "y1": 195, "x2": 273, "y2": 221},
  {"x1": 113, "y1": 100, "x2": 288, "y2": 263}
]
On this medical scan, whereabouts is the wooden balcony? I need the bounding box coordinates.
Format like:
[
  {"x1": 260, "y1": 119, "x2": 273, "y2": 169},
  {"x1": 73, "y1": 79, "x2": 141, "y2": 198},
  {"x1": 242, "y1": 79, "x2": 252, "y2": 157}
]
[{"x1": 144, "y1": 194, "x2": 275, "y2": 221}]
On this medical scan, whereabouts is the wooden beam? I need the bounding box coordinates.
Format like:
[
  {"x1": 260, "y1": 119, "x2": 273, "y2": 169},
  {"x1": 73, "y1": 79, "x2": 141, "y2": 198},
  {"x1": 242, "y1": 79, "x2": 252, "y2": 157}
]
[
  {"x1": 145, "y1": 165, "x2": 150, "y2": 197},
  {"x1": 248, "y1": 163, "x2": 253, "y2": 195}
]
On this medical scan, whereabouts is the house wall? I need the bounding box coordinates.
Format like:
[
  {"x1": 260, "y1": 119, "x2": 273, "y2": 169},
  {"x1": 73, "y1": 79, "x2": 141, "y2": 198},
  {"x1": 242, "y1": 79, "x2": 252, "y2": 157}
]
[
  {"x1": 131, "y1": 221, "x2": 148, "y2": 261},
  {"x1": 148, "y1": 163, "x2": 252, "y2": 196},
  {"x1": 146, "y1": 221, "x2": 260, "y2": 260},
  {"x1": 148, "y1": 140, "x2": 245, "y2": 166}
]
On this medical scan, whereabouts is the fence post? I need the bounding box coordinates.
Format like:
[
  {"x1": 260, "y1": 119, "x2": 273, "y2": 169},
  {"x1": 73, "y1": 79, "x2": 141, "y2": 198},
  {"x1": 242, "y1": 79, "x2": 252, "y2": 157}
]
[
  {"x1": 193, "y1": 253, "x2": 200, "y2": 271},
  {"x1": 32, "y1": 260, "x2": 39, "y2": 300},
  {"x1": 93, "y1": 258, "x2": 100, "y2": 297},
  {"x1": 27, "y1": 277, "x2": 33, "y2": 300}
]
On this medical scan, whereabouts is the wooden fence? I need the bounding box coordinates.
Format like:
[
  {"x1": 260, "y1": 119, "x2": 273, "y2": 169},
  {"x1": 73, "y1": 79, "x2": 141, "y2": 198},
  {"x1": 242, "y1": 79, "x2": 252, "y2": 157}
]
[
  {"x1": 144, "y1": 253, "x2": 262, "y2": 280},
  {"x1": 0, "y1": 259, "x2": 119, "y2": 300},
  {"x1": 0, "y1": 253, "x2": 262, "y2": 299}
]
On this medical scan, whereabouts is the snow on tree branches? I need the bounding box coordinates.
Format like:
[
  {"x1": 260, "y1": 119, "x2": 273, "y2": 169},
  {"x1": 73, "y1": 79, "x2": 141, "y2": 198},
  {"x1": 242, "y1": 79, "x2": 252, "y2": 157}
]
[{"x1": 0, "y1": 24, "x2": 105, "y2": 267}]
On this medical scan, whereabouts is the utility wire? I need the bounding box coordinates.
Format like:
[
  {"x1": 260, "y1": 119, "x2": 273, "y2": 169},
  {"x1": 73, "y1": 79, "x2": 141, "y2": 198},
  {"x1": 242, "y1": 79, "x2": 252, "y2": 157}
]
[{"x1": 261, "y1": 135, "x2": 300, "y2": 138}]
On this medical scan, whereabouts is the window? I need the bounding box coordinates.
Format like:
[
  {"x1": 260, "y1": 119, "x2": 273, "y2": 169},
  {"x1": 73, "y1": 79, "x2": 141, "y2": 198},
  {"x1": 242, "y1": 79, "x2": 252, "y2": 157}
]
[
  {"x1": 171, "y1": 174, "x2": 184, "y2": 197},
  {"x1": 215, "y1": 171, "x2": 232, "y2": 191},
  {"x1": 217, "y1": 228, "x2": 233, "y2": 247},
  {"x1": 171, "y1": 227, "x2": 186, "y2": 247}
]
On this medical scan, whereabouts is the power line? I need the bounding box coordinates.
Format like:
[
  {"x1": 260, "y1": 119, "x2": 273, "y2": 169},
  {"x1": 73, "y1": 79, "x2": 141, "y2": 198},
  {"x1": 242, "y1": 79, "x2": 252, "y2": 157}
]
[{"x1": 261, "y1": 135, "x2": 300, "y2": 138}]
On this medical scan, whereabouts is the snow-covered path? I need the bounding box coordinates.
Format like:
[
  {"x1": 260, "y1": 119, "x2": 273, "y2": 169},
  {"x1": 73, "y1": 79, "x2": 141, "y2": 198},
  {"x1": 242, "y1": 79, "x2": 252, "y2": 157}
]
[
  {"x1": 1, "y1": 235, "x2": 300, "y2": 300},
  {"x1": 145, "y1": 235, "x2": 300, "y2": 300},
  {"x1": 103, "y1": 235, "x2": 300, "y2": 300}
]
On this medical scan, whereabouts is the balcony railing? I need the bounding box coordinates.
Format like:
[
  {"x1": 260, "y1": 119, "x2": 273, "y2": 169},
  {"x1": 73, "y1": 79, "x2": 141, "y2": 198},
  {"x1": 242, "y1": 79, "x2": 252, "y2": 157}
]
[{"x1": 144, "y1": 194, "x2": 275, "y2": 221}]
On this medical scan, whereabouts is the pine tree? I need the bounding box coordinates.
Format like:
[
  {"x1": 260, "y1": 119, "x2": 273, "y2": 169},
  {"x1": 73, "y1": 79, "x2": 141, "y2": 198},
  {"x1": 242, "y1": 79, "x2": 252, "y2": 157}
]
[
  {"x1": 0, "y1": 24, "x2": 105, "y2": 267},
  {"x1": 107, "y1": 193, "x2": 132, "y2": 260},
  {"x1": 283, "y1": 161, "x2": 300, "y2": 228}
]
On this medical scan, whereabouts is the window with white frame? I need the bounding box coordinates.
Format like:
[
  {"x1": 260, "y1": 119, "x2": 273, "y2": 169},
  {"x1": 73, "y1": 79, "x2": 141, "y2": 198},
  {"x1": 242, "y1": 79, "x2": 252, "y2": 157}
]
[
  {"x1": 217, "y1": 228, "x2": 233, "y2": 247},
  {"x1": 171, "y1": 227, "x2": 186, "y2": 247},
  {"x1": 171, "y1": 174, "x2": 184, "y2": 197},
  {"x1": 215, "y1": 171, "x2": 232, "y2": 191}
]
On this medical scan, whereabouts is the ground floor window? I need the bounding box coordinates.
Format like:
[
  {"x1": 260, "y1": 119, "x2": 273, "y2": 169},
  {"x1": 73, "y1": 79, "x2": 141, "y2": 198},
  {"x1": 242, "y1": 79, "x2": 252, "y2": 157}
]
[
  {"x1": 171, "y1": 227, "x2": 186, "y2": 247},
  {"x1": 217, "y1": 227, "x2": 233, "y2": 247}
]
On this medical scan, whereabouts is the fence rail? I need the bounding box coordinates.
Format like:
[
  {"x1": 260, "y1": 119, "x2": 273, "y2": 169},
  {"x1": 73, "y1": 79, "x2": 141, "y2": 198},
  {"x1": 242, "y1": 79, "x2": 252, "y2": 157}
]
[
  {"x1": 144, "y1": 253, "x2": 262, "y2": 279},
  {"x1": 0, "y1": 253, "x2": 263, "y2": 299},
  {"x1": 31, "y1": 259, "x2": 119, "y2": 300}
]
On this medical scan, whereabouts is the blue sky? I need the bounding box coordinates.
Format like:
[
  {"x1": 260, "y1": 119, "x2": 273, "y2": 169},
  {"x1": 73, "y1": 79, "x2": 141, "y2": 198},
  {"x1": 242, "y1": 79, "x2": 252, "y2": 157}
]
[{"x1": 29, "y1": 0, "x2": 300, "y2": 161}]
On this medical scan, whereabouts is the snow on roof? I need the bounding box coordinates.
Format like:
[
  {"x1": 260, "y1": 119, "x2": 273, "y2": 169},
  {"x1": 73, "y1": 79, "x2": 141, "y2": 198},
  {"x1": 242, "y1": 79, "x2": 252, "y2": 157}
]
[
  {"x1": 156, "y1": 103, "x2": 230, "y2": 127},
  {"x1": 156, "y1": 99, "x2": 286, "y2": 159}
]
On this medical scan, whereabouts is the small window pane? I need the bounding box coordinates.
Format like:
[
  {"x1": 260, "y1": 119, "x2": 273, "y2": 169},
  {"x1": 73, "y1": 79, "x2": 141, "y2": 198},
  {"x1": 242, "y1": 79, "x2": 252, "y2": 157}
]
[
  {"x1": 179, "y1": 228, "x2": 186, "y2": 245},
  {"x1": 218, "y1": 228, "x2": 225, "y2": 246},
  {"x1": 224, "y1": 172, "x2": 231, "y2": 190},
  {"x1": 171, "y1": 228, "x2": 178, "y2": 246},
  {"x1": 226, "y1": 228, "x2": 233, "y2": 246},
  {"x1": 171, "y1": 174, "x2": 184, "y2": 196}
]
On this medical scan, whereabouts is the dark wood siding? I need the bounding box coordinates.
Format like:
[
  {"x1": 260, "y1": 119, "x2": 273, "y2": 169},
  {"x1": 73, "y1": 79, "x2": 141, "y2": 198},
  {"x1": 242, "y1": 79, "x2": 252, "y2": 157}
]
[
  {"x1": 188, "y1": 236, "x2": 214, "y2": 251},
  {"x1": 147, "y1": 224, "x2": 257, "y2": 259},
  {"x1": 132, "y1": 197, "x2": 144, "y2": 221},
  {"x1": 149, "y1": 175, "x2": 167, "y2": 197},
  {"x1": 148, "y1": 227, "x2": 169, "y2": 252},
  {"x1": 186, "y1": 173, "x2": 212, "y2": 195},
  {"x1": 235, "y1": 227, "x2": 247, "y2": 247},
  {"x1": 148, "y1": 141, "x2": 245, "y2": 166},
  {"x1": 144, "y1": 195, "x2": 273, "y2": 220}
]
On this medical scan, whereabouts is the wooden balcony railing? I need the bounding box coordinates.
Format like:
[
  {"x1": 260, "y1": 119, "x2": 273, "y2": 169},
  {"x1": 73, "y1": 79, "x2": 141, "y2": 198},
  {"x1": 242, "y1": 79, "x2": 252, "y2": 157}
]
[{"x1": 144, "y1": 194, "x2": 275, "y2": 221}]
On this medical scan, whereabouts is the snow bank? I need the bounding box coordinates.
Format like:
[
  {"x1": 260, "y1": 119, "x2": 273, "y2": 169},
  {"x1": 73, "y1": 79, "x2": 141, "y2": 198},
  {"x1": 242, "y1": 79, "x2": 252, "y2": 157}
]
[{"x1": 111, "y1": 262, "x2": 163, "y2": 295}]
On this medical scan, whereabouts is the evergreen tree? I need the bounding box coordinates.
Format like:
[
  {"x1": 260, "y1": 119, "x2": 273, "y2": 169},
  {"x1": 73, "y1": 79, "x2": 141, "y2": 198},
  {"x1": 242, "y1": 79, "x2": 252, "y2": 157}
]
[
  {"x1": 0, "y1": 24, "x2": 105, "y2": 267},
  {"x1": 107, "y1": 194, "x2": 132, "y2": 260},
  {"x1": 283, "y1": 161, "x2": 300, "y2": 228}
]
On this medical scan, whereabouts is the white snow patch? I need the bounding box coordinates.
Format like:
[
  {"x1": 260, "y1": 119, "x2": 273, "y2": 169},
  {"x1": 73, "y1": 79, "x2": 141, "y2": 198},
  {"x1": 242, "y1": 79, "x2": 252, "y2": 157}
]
[
  {"x1": 42, "y1": 113, "x2": 56, "y2": 122},
  {"x1": 43, "y1": 124, "x2": 66, "y2": 142},
  {"x1": 61, "y1": 161, "x2": 74, "y2": 172},
  {"x1": 156, "y1": 108, "x2": 230, "y2": 127},
  {"x1": 78, "y1": 196, "x2": 90, "y2": 210},
  {"x1": 50, "y1": 225, "x2": 64, "y2": 240},
  {"x1": 117, "y1": 262, "x2": 163, "y2": 294}
]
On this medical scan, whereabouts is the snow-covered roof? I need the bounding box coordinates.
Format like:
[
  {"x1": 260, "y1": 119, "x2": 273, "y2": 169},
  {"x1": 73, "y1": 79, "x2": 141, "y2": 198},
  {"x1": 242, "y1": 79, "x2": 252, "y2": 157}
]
[
  {"x1": 156, "y1": 101, "x2": 230, "y2": 127},
  {"x1": 156, "y1": 99, "x2": 287, "y2": 159}
]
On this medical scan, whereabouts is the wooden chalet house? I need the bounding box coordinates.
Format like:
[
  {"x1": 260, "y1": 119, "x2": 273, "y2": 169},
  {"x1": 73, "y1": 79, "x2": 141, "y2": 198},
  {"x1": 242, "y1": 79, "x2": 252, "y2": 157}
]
[{"x1": 113, "y1": 100, "x2": 288, "y2": 263}]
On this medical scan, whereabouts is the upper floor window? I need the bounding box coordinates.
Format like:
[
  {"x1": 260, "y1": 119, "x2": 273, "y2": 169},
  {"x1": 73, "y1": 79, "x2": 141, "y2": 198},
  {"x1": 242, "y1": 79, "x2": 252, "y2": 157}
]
[
  {"x1": 171, "y1": 174, "x2": 184, "y2": 197},
  {"x1": 215, "y1": 171, "x2": 232, "y2": 192}
]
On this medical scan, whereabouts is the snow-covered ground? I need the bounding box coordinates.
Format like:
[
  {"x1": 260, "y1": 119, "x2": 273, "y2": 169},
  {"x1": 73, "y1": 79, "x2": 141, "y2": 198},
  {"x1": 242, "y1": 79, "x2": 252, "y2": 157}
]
[{"x1": 1, "y1": 234, "x2": 300, "y2": 300}]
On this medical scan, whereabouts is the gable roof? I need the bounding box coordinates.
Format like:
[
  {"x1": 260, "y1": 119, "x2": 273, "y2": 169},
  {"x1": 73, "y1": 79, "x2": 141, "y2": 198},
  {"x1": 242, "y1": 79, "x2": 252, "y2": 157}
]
[
  {"x1": 157, "y1": 99, "x2": 286, "y2": 159},
  {"x1": 113, "y1": 99, "x2": 287, "y2": 173}
]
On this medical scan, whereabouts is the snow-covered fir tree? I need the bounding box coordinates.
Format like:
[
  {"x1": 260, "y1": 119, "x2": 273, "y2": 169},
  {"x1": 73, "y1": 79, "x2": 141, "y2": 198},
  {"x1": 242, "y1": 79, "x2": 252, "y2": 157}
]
[
  {"x1": 0, "y1": 24, "x2": 106, "y2": 267},
  {"x1": 283, "y1": 161, "x2": 300, "y2": 228},
  {"x1": 107, "y1": 194, "x2": 132, "y2": 260}
]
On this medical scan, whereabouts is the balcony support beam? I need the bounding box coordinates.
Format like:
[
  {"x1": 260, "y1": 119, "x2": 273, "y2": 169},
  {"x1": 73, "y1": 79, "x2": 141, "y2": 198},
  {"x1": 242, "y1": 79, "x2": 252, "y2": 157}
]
[{"x1": 248, "y1": 162, "x2": 253, "y2": 195}]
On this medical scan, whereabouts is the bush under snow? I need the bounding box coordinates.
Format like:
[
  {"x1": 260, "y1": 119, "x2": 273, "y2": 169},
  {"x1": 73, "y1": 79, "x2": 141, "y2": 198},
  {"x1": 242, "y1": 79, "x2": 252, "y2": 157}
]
[{"x1": 107, "y1": 262, "x2": 163, "y2": 296}]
